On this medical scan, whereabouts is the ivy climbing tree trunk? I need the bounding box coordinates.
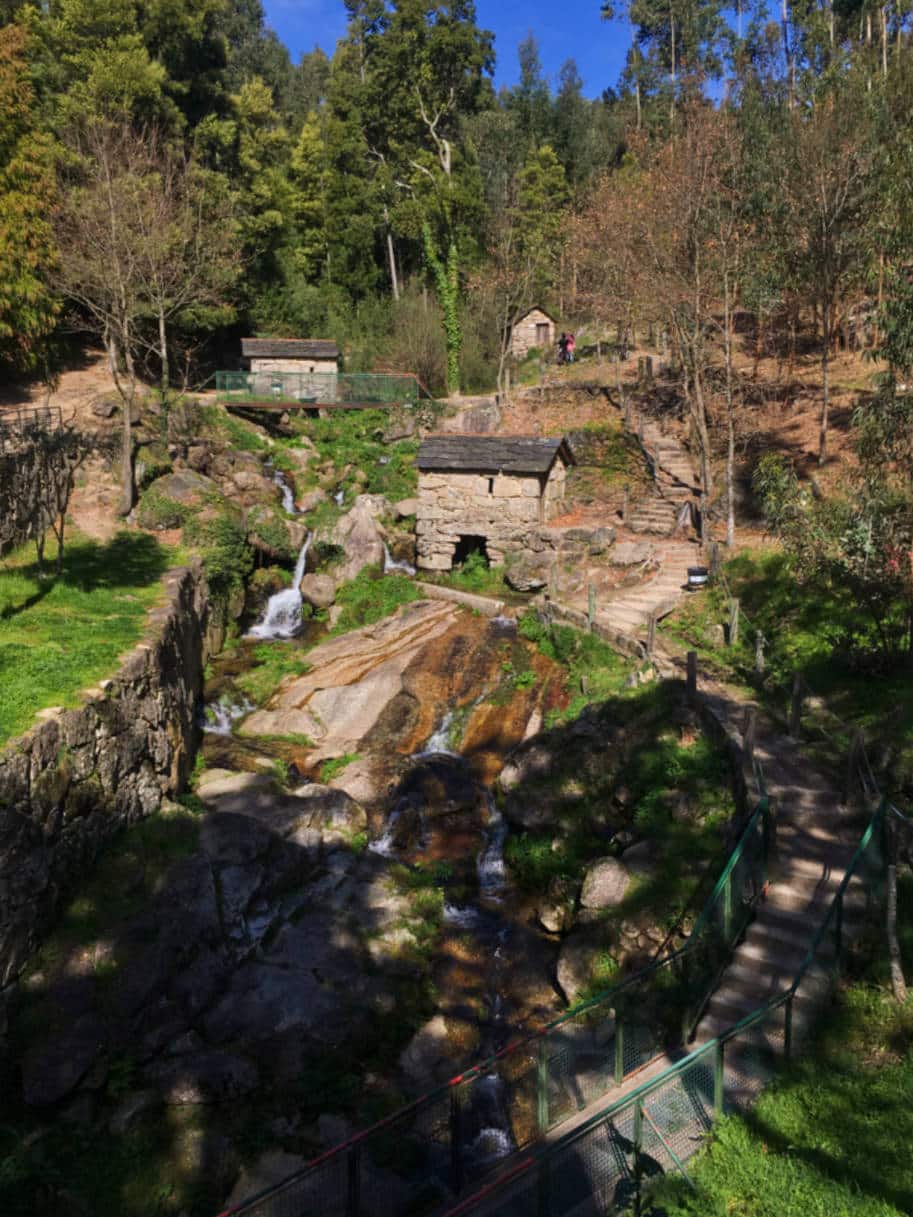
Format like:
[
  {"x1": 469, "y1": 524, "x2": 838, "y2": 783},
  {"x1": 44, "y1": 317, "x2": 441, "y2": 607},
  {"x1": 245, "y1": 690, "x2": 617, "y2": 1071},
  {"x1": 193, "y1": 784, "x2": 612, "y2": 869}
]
[{"x1": 423, "y1": 223, "x2": 461, "y2": 396}]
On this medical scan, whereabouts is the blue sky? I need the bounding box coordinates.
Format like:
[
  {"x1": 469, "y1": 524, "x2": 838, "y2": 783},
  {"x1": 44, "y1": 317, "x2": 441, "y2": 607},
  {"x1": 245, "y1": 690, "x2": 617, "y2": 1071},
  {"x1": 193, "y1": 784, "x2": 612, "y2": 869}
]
[{"x1": 262, "y1": 2, "x2": 634, "y2": 99}]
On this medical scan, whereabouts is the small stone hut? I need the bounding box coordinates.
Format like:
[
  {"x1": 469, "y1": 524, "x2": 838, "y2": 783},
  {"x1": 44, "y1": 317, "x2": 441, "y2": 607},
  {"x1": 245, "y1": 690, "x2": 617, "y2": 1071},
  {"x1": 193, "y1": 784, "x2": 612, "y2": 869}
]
[
  {"x1": 241, "y1": 338, "x2": 339, "y2": 376},
  {"x1": 510, "y1": 307, "x2": 556, "y2": 359},
  {"x1": 415, "y1": 435, "x2": 574, "y2": 571}
]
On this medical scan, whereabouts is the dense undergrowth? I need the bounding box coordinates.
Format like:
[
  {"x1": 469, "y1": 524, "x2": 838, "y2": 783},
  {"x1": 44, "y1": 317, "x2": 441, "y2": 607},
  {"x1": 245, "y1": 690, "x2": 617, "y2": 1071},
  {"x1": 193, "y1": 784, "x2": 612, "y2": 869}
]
[{"x1": 0, "y1": 532, "x2": 173, "y2": 745}]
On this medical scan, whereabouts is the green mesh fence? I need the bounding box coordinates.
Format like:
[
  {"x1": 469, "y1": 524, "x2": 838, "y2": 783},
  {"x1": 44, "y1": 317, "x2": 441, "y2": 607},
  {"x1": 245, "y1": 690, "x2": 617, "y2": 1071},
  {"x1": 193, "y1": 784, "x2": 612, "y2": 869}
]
[
  {"x1": 434, "y1": 800, "x2": 889, "y2": 1217},
  {"x1": 220, "y1": 791, "x2": 773, "y2": 1217},
  {"x1": 214, "y1": 370, "x2": 425, "y2": 407}
]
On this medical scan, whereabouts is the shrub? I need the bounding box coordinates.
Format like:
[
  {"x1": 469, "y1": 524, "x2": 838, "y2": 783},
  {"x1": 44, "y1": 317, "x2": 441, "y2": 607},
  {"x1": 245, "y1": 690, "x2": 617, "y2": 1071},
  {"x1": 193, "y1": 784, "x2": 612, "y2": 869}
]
[{"x1": 136, "y1": 488, "x2": 188, "y2": 530}]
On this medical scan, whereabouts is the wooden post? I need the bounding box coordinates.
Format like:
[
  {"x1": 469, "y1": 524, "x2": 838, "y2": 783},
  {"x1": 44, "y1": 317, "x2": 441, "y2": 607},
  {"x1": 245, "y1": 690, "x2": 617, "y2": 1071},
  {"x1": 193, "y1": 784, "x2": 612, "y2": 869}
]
[
  {"x1": 653, "y1": 445, "x2": 661, "y2": 486},
  {"x1": 686, "y1": 651, "x2": 697, "y2": 703},
  {"x1": 621, "y1": 483, "x2": 629, "y2": 523},
  {"x1": 755, "y1": 631, "x2": 766, "y2": 675},
  {"x1": 743, "y1": 706, "x2": 757, "y2": 766},
  {"x1": 646, "y1": 611, "x2": 657, "y2": 657},
  {"x1": 788, "y1": 672, "x2": 802, "y2": 737},
  {"x1": 842, "y1": 727, "x2": 864, "y2": 805},
  {"x1": 588, "y1": 584, "x2": 596, "y2": 632},
  {"x1": 708, "y1": 541, "x2": 722, "y2": 578},
  {"x1": 728, "y1": 598, "x2": 740, "y2": 646}
]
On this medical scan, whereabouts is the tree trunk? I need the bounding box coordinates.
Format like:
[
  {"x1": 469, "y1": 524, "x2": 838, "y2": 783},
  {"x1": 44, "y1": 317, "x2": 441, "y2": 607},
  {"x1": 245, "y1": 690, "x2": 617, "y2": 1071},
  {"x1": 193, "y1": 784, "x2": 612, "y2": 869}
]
[
  {"x1": 724, "y1": 277, "x2": 736, "y2": 548},
  {"x1": 670, "y1": 10, "x2": 677, "y2": 123},
  {"x1": 384, "y1": 207, "x2": 400, "y2": 301},
  {"x1": 887, "y1": 818, "x2": 908, "y2": 1003},
  {"x1": 819, "y1": 301, "x2": 831, "y2": 464},
  {"x1": 158, "y1": 305, "x2": 169, "y2": 395}
]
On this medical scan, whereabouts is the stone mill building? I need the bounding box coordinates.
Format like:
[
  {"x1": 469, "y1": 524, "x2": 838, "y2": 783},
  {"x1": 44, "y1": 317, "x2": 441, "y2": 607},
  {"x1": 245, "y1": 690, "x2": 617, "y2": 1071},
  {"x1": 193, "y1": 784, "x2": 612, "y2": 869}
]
[{"x1": 415, "y1": 435, "x2": 574, "y2": 571}]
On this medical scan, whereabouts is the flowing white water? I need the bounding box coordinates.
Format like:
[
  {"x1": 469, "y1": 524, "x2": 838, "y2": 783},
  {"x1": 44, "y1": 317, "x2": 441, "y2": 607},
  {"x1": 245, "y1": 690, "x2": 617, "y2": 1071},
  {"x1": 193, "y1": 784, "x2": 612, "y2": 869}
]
[
  {"x1": 272, "y1": 468, "x2": 296, "y2": 514},
  {"x1": 248, "y1": 533, "x2": 312, "y2": 639},
  {"x1": 414, "y1": 708, "x2": 459, "y2": 758},
  {"x1": 334, "y1": 488, "x2": 345, "y2": 506},
  {"x1": 368, "y1": 805, "x2": 402, "y2": 856},
  {"x1": 201, "y1": 696, "x2": 255, "y2": 735},
  {"x1": 443, "y1": 902, "x2": 483, "y2": 928},
  {"x1": 478, "y1": 791, "x2": 508, "y2": 901},
  {"x1": 382, "y1": 542, "x2": 416, "y2": 577},
  {"x1": 466, "y1": 1074, "x2": 515, "y2": 1165}
]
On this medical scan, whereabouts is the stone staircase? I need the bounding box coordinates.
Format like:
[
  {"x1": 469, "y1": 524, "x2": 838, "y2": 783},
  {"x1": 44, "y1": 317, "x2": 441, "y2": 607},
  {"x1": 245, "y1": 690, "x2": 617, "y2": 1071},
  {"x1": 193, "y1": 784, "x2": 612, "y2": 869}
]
[
  {"x1": 593, "y1": 541, "x2": 698, "y2": 644},
  {"x1": 627, "y1": 417, "x2": 701, "y2": 536},
  {"x1": 691, "y1": 693, "x2": 863, "y2": 1052}
]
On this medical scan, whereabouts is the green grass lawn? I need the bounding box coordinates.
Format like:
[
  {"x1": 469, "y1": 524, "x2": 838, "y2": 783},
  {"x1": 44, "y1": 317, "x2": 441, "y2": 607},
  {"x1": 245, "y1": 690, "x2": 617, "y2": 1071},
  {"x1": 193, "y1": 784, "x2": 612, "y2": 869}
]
[
  {"x1": 651, "y1": 881, "x2": 913, "y2": 1217},
  {"x1": 0, "y1": 532, "x2": 173, "y2": 746}
]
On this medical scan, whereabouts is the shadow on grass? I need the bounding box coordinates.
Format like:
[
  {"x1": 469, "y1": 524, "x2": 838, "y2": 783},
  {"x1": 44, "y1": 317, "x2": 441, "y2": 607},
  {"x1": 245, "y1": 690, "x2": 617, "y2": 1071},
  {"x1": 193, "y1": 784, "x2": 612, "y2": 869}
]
[{"x1": 1, "y1": 533, "x2": 172, "y2": 619}]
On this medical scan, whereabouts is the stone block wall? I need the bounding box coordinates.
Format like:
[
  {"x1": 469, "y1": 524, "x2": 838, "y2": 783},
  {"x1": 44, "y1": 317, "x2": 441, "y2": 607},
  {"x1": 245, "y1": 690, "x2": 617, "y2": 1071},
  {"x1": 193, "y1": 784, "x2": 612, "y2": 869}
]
[
  {"x1": 249, "y1": 358, "x2": 338, "y2": 376},
  {"x1": 0, "y1": 564, "x2": 215, "y2": 988},
  {"x1": 416, "y1": 469, "x2": 549, "y2": 570}
]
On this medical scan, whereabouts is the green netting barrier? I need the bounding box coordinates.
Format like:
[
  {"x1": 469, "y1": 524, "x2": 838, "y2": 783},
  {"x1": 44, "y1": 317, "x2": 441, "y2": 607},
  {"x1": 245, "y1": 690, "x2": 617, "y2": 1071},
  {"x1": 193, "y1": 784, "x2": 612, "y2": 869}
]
[
  {"x1": 220, "y1": 782, "x2": 775, "y2": 1217},
  {"x1": 214, "y1": 370, "x2": 427, "y2": 407},
  {"x1": 435, "y1": 799, "x2": 889, "y2": 1217}
]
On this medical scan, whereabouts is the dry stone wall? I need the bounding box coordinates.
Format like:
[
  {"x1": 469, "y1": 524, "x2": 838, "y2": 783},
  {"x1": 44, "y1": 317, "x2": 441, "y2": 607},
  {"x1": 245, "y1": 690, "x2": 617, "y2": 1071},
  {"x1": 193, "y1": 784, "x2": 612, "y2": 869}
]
[
  {"x1": 0, "y1": 563, "x2": 216, "y2": 988},
  {"x1": 416, "y1": 464, "x2": 568, "y2": 571}
]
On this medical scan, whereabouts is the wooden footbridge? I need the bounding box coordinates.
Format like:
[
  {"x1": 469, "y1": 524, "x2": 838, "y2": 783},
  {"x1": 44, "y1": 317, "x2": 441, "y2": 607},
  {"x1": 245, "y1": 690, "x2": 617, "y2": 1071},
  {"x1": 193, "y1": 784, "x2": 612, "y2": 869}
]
[{"x1": 214, "y1": 371, "x2": 433, "y2": 412}]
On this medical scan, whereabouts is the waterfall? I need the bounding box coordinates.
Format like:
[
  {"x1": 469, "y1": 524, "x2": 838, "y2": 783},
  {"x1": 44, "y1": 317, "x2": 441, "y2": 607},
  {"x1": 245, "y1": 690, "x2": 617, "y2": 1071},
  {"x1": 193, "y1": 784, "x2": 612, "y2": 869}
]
[
  {"x1": 478, "y1": 791, "x2": 508, "y2": 901},
  {"x1": 272, "y1": 467, "x2": 297, "y2": 514},
  {"x1": 248, "y1": 533, "x2": 312, "y2": 640},
  {"x1": 414, "y1": 708, "x2": 459, "y2": 758},
  {"x1": 201, "y1": 695, "x2": 254, "y2": 735},
  {"x1": 382, "y1": 542, "x2": 416, "y2": 577},
  {"x1": 334, "y1": 488, "x2": 345, "y2": 506}
]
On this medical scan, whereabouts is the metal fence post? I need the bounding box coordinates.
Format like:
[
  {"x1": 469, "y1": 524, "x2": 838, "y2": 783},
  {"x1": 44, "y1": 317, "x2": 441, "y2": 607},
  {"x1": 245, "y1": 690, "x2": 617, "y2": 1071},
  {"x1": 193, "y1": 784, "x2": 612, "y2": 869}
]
[
  {"x1": 346, "y1": 1144, "x2": 361, "y2": 1217},
  {"x1": 614, "y1": 1019, "x2": 625, "y2": 1083},
  {"x1": 588, "y1": 584, "x2": 596, "y2": 632},
  {"x1": 723, "y1": 872, "x2": 733, "y2": 942},
  {"x1": 450, "y1": 1087, "x2": 464, "y2": 1195},
  {"x1": 537, "y1": 1039, "x2": 550, "y2": 1133},
  {"x1": 714, "y1": 1039, "x2": 725, "y2": 1115}
]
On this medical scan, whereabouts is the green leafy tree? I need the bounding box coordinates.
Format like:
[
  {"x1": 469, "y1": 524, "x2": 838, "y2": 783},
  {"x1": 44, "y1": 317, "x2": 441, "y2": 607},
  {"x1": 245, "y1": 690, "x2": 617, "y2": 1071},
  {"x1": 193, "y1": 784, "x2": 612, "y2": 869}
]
[{"x1": 0, "y1": 24, "x2": 59, "y2": 375}]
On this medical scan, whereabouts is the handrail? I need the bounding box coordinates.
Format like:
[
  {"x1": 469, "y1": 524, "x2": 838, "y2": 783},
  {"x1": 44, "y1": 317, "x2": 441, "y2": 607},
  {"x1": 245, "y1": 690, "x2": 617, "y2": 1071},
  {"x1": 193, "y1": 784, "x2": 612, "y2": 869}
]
[
  {"x1": 436, "y1": 797, "x2": 889, "y2": 1217},
  {"x1": 787, "y1": 798, "x2": 886, "y2": 995},
  {"x1": 221, "y1": 767, "x2": 772, "y2": 1217}
]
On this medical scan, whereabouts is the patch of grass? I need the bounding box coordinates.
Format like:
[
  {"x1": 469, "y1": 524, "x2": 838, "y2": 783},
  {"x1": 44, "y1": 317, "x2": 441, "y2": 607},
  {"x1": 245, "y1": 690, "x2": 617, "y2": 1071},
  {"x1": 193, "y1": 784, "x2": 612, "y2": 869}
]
[
  {"x1": 660, "y1": 547, "x2": 913, "y2": 792},
  {"x1": 518, "y1": 610, "x2": 634, "y2": 723},
  {"x1": 321, "y1": 752, "x2": 360, "y2": 782},
  {"x1": 136, "y1": 487, "x2": 191, "y2": 531},
  {"x1": 652, "y1": 970, "x2": 913, "y2": 1217},
  {"x1": 330, "y1": 570, "x2": 421, "y2": 635},
  {"x1": 299, "y1": 408, "x2": 419, "y2": 502},
  {"x1": 0, "y1": 533, "x2": 173, "y2": 745},
  {"x1": 426, "y1": 549, "x2": 508, "y2": 597},
  {"x1": 198, "y1": 403, "x2": 270, "y2": 454},
  {"x1": 234, "y1": 642, "x2": 313, "y2": 707}
]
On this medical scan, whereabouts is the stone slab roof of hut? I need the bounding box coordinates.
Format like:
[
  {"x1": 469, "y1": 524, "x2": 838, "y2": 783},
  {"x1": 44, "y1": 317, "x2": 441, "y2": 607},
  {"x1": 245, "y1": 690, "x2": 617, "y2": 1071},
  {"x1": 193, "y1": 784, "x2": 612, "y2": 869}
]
[
  {"x1": 241, "y1": 338, "x2": 339, "y2": 360},
  {"x1": 417, "y1": 435, "x2": 575, "y2": 475}
]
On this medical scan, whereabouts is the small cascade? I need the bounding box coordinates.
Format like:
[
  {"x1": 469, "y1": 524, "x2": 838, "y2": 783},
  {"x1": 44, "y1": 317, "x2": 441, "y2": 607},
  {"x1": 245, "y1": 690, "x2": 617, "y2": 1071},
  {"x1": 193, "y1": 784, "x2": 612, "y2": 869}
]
[
  {"x1": 478, "y1": 791, "x2": 508, "y2": 901},
  {"x1": 368, "y1": 804, "x2": 402, "y2": 857},
  {"x1": 382, "y1": 542, "x2": 416, "y2": 577},
  {"x1": 464, "y1": 1074, "x2": 515, "y2": 1168},
  {"x1": 272, "y1": 467, "x2": 297, "y2": 514},
  {"x1": 443, "y1": 902, "x2": 483, "y2": 929},
  {"x1": 201, "y1": 696, "x2": 254, "y2": 735},
  {"x1": 334, "y1": 488, "x2": 345, "y2": 506},
  {"x1": 415, "y1": 708, "x2": 459, "y2": 758},
  {"x1": 248, "y1": 533, "x2": 312, "y2": 640}
]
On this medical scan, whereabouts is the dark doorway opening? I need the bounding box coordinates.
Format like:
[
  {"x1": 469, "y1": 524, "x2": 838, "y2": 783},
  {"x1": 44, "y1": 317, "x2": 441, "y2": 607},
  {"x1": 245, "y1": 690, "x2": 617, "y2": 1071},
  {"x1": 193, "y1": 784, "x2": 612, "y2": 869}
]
[{"x1": 453, "y1": 534, "x2": 489, "y2": 567}]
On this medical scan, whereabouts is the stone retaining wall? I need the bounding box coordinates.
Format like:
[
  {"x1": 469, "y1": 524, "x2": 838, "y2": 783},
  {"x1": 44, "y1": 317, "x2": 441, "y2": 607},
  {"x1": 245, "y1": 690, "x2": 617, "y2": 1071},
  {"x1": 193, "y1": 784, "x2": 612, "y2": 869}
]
[{"x1": 0, "y1": 563, "x2": 216, "y2": 987}]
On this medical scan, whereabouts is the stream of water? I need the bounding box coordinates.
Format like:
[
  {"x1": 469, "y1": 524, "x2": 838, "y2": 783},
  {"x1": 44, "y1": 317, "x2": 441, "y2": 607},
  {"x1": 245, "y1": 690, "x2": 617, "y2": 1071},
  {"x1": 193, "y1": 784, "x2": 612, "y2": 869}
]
[
  {"x1": 248, "y1": 532, "x2": 312, "y2": 640},
  {"x1": 382, "y1": 542, "x2": 417, "y2": 577}
]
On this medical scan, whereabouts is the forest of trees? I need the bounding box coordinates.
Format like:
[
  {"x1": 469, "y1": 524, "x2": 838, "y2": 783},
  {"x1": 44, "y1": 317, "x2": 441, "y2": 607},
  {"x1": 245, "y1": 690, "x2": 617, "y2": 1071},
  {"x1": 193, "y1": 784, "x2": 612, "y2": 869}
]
[{"x1": 4, "y1": 0, "x2": 913, "y2": 442}]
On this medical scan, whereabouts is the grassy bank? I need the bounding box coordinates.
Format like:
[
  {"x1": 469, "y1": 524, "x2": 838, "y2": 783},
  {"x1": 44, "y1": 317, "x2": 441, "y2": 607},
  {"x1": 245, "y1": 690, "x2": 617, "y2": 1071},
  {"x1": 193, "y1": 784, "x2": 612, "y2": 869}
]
[
  {"x1": 661, "y1": 547, "x2": 913, "y2": 791},
  {"x1": 0, "y1": 533, "x2": 173, "y2": 746},
  {"x1": 651, "y1": 879, "x2": 913, "y2": 1217}
]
